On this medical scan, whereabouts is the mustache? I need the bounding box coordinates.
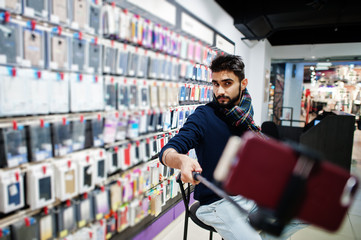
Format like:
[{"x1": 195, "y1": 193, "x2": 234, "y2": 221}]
[{"x1": 216, "y1": 95, "x2": 230, "y2": 100}]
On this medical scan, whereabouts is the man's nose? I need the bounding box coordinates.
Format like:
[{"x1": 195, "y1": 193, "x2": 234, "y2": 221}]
[{"x1": 217, "y1": 86, "x2": 225, "y2": 95}]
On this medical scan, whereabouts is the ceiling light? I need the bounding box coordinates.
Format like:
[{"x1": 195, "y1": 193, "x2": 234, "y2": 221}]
[
  {"x1": 317, "y1": 62, "x2": 332, "y2": 67},
  {"x1": 315, "y1": 66, "x2": 329, "y2": 70}
]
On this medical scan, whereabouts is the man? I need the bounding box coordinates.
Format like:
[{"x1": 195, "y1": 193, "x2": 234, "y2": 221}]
[{"x1": 159, "y1": 54, "x2": 305, "y2": 240}]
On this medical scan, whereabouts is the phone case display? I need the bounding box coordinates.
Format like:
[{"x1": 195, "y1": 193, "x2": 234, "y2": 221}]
[
  {"x1": 126, "y1": 45, "x2": 137, "y2": 77},
  {"x1": 156, "y1": 53, "x2": 165, "y2": 79},
  {"x1": 53, "y1": 158, "x2": 78, "y2": 201},
  {"x1": 162, "y1": 110, "x2": 171, "y2": 131},
  {"x1": 106, "y1": 146, "x2": 119, "y2": 174},
  {"x1": 37, "y1": 211, "x2": 55, "y2": 240},
  {"x1": 138, "y1": 112, "x2": 148, "y2": 136},
  {"x1": 147, "y1": 51, "x2": 156, "y2": 79},
  {"x1": 149, "y1": 81, "x2": 159, "y2": 109},
  {"x1": 147, "y1": 111, "x2": 157, "y2": 134},
  {"x1": 26, "y1": 163, "x2": 55, "y2": 210},
  {"x1": 75, "y1": 152, "x2": 95, "y2": 194},
  {"x1": 130, "y1": 14, "x2": 142, "y2": 45},
  {"x1": 0, "y1": 67, "x2": 30, "y2": 116},
  {"x1": 26, "y1": 120, "x2": 53, "y2": 162},
  {"x1": 178, "y1": 84, "x2": 186, "y2": 104},
  {"x1": 117, "y1": 204, "x2": 129, "y2": 232},
  {"x1": 102, "y1": 113, "x2": 118, "y2": 144},
  {"x1": 51, "y1": 119, "x2": 73, "y2": 157},
  {"x1": 22, "y1": 26, "x2": 45, "y2": 68},
  {"x1": 104, "y1": 76, "x2": 117, "y2": 111},
  {"x1": 87, "y1": 40, "x2": 102, "y2": 74},
  {"x1": 94, "y1": 149, "x2": 106, "y2": 184},
  {"x1": 115, "y1": 43, "x2": 129, "y2": 76},
  {"x1": 91, "y1": 220, "x2": 106, "y2": 240},
  {"x1": 10, "y1": 217, "x2": 39, "y2": 240},
  {"x1": 102, "y1": 40, "x2": 117, "y2": 74},
  {"x1": 50, "y1": 0, "x2": 68, "y2": 24},
  {"x1": 71, "y1": 37, "x2": 87, "y2": 72},
  {"x1": 88, "y1": 117, "x2": 104, "y2": 148},
  {"x1": 141, "y1": 19, "x2": 152, "y2": 48},
  {"x1": 71, "y1": 119, "x2": 86, "y2": 151},
  {"x1": 93, "y1": 189, "x2": 110, "y2": 220},
  {"x1": 117, "y1": 78, "x2": 130, "y2": 110},
  {"x1": 28, "y1": 69, "x2": 50, "y2": 114},
  {"x1": 136, "y1": 48, "x2": 149, "y2": 78},
  {"x1": 102, "y1": 4, "x2": 120, "y2": 38},
  {"x1": 138, "y1": 81, "x2": 150, "y2": 110},
  {"x1": 70, "y1": 0, "x2": 88, "y2": 30},
  {"x1": 0, "y1": 227, "x2": 11, "y2": 240},
  {"x1": 128, "y1": 80, "x2": 139, "y2": 110},
  {"x1": 109, "y1": 181, "x2": 122, "y2": 211},
  {"x1": 114, "y1": 113, "x2": 127, "y2": 142},
  {"x1": 88, "y1": 1, "x2": 101, "y2": 35},
  {"x1": 158, "y1": 83, "x2": 167, "y2": 108},
  {"x1": 69, "y1": 73, "x2": 89, "y2": 112},
  {"x1": 0, "y1": 0, "x2": 21, "y2": 13},
  {"x1": 49, "y1": 72, "x2": 70, "y2": 113},
  {"x1": 0, "y1": 20, "x2": 21, "y2": 65},
  {"x1": 149, "y1": 192, "x2": 162, "y2": 217},
  {"x1": 86, "y1": 74, "x2": 104, "y2": 111},
  {"x1": 128, "y1": 199, "x2": 143, "y2": 227},
  {"x1": 23, "y1": 0, "x2": 48, "y2": 19},
  {"x1": 56, "y1": 203, "x2": 77, "y2": 238},
  {"x1": 168, "y1": 83, "x2": 179, "y2": 107},
  {"x1": 48, "y1": 31, "x2": 69, "y2": 70},
  {"x1": 170, "y1": 59, "x2": 180, "y2": 81},
  {"x1": 76, "y1": 196, "x2": 94, "y2": 228},
  {"x1": 0, "y1": 168, "x2": 24, "y2": 213},
  {"x1": 0, "y1": 123, "x2": 28, "y2": 168},
  {"x1": 126, "y1": 115, "x2": 140, "y2": 139},
  {"x1": 106, "y1": 216, "x2": 116, "y2": 239}
]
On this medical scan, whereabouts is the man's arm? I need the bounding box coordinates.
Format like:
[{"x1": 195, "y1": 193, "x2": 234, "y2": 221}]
[{"x1": 162, "y1": 148, "x2": 202, "y2": 185}]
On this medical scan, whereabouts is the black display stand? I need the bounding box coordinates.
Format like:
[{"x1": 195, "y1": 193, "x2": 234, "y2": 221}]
[{"x1": 300, "y1": 111, "x2": 355, "y2": 170}]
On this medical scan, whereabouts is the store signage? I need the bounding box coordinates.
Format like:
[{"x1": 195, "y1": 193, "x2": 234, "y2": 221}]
[
  {"x1": 181, "y1": 12, "x2": 213, "y2": 45},
  {"x1": 216, "y1": 34, "x2": 234, "y2": 54}
]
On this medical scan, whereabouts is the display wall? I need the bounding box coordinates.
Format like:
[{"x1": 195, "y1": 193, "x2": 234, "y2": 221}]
[{"x1": 0, "y1": 0, "x2": 235, "y2": 239}]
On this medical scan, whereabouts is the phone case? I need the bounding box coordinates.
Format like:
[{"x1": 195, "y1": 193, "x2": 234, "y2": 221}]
[
  {"x1": 73, "y1": 0, "x2": 87, "y2": 29},
  {"x1": 51, "y1": 36, "x2": 68, "y2": 69},
  {"x1": 216, "y1": 132, "x2": 359, "y2": 231},
  {"x1": 23, "y1": 29, "x2": 43, "y2": 67},
  {"x1": 52, "y1": 0, "x2": 67, "y2": 23}
]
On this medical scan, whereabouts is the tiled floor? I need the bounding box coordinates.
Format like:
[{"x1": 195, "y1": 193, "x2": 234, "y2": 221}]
[{"x1": 154, "y1": 129, "x2": 361, "y2": 240}]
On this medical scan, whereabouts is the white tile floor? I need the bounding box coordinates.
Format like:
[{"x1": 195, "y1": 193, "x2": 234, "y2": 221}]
[{"x1": 153, "y1": 129, "x2": 361, "y2": 240}]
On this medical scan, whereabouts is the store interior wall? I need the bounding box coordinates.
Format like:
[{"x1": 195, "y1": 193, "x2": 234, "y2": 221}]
[{"x1": 283, "y1": 63, "x2": 305, "y2": 125}]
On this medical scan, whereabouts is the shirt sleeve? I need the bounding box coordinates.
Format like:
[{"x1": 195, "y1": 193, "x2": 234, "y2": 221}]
[{"x1": 159, "y1": 106, "x2": 206, "y2": 165}]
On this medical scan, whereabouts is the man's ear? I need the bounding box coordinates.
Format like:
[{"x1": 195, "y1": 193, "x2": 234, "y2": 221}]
[{"x1": 241, "y1": 78, "x2": 248, "y2": 90}]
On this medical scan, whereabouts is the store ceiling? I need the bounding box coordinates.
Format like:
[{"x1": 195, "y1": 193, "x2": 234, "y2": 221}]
[{"x1": 214, "y1": 0, "x2": 361, "y2": 46}]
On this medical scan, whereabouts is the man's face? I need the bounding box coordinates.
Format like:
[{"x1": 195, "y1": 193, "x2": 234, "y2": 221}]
[{"x1": 212, "y1": 70, "x2": 248, "y2": 108}]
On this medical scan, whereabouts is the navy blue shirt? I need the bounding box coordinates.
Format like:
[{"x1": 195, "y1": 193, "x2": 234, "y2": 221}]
[{"x1": 159, "y1": 103, "x2": 247, "y2": 205}]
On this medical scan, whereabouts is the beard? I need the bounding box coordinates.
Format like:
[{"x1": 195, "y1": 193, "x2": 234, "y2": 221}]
[{"x1": 213, "y1": 90, "x2": 242, "y2": 109}]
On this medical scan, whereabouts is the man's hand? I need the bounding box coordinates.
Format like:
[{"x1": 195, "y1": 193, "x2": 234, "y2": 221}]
[
  {"x1": 179, "y1": 155, "x2": 202, "y2": 185},
  {"x1": 163, "y1": 148, "x2": 202, "y2": 185}
]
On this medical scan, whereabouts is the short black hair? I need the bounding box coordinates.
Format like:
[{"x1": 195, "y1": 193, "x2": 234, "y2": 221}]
[{"x1": 209, "y1": 54, "x2": 245, "y2": 81}]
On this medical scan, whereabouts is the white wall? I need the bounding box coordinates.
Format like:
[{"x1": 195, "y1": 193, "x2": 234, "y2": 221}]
[
  {"x1": 247, "y1": 40, "x2": 272, "y2": 125},
  {"x1": 283, "y1": 63, "x2": 305, "y2": 125}
]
